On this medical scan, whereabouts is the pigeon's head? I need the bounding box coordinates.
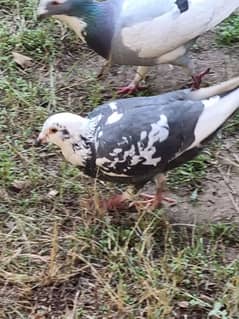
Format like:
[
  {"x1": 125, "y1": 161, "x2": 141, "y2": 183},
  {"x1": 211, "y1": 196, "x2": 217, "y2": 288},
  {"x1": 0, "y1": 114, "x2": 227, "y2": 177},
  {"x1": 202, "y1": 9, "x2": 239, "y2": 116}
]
[
  {"x1": 37, "y1": 0, "x2": 95, "y2": 19},
  {"x1": 36, "y1": 112, "x2": 88, "y2": 147},
  {"x1": 37, "y1": 0, "x2": 74, "y2": 19}
]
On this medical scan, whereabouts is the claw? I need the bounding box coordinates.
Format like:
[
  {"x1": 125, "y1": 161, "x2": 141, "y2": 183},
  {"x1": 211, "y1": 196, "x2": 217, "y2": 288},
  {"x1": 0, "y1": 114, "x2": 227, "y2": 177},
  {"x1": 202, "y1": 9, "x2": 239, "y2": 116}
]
[
  {"x1": 100, "y1": 194, "x2": 130, "y2": 211},
  {"x1": 132, "y1": 192, "x2": 177, "y2": 210},
  {"x1": 117, "y1": 83, "x2": 147, "y2": 95},
  {"x1": 191, "y1": 68, "x2": 210, "y2": 90}
]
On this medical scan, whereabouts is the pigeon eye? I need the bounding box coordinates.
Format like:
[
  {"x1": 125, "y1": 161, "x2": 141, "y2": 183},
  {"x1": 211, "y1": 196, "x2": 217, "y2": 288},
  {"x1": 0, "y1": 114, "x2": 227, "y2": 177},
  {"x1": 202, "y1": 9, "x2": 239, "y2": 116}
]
[
  {"x1": 50, "y1": 128, "x2": 58, "y2": 133},
  {"x1": 51, "y1": 0, "x2": 60, "y2": 5}
]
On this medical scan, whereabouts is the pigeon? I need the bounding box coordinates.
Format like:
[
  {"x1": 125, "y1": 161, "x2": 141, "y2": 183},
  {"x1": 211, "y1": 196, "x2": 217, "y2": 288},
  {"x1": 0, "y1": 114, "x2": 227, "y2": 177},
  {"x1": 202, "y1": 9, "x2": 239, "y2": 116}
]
[
  {"x1": 36, "y1": 76, "x2": 239, "y2": 210},
  {"x1": 37, "y1": 0, "x2": 239, "y2": 94}
]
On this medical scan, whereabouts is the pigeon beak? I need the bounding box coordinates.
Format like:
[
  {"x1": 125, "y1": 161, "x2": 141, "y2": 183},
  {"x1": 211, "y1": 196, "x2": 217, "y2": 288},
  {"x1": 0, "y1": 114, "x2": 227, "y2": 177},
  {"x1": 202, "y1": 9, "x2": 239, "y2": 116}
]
[
  {"x1": 34, "y1": 133, "x2": 47, "y2": 146},
  {"x1": 34, "y1": 137, "x2": 43, "y2": 147},
  {"x1": 37, "y1": 8, "x2": 49, "y2": 20},
  {"x1": 34, "y1": 139, "x2": 42, "y2": 147}
]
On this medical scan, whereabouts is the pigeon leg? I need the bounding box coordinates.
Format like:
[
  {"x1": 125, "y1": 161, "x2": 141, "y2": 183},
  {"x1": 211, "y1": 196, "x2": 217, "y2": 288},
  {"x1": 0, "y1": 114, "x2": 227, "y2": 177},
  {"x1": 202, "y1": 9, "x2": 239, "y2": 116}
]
[
  {"x1": 117, "y1": 66, "x2": 148, "y2": 95},
  {"x1": 135, "y1": 192, "x2": 177, "y2": 209},
  {"x1": 172, "y1": 54, "x2": 210, "y2": 89},
  {"x1": 191, "y1": 68, "x2": 210, "y2": 90},
  {"x1": 97, "y1": 60, "x2": 111, "y2": 79},
  {"x1": 132, "y1": 175, "x2": 176, "y2": 210},
  {"x1": 100, "y1": 186, "x2": 136, "y2": 211}
]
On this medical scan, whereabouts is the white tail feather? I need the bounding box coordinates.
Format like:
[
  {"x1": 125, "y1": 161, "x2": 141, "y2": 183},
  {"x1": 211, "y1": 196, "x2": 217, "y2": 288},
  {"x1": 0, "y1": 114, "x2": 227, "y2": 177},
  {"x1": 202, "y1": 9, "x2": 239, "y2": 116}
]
[
  {"x1": 188, "y1": 76, "x2": 239, "y2": 100},
  {"x1": 188, "y1": 87, "x2": 239, "y2": 149}
]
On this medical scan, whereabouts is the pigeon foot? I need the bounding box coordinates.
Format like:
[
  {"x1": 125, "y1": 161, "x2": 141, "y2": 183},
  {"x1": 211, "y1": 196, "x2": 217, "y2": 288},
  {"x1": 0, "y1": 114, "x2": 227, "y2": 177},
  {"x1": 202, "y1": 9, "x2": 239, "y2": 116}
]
[
  {"x1": 191, "y1": 68, "x2": 210, "y2": 90},
  {"x1": 100, "y1": 194, "x2": 130, "y2": 211},
  {"x1": 117, "y1": 83, "x2": 147, "y2": 95},
  {"x1": 132, "y1": 192, "x2": 177, "y2": 210}
]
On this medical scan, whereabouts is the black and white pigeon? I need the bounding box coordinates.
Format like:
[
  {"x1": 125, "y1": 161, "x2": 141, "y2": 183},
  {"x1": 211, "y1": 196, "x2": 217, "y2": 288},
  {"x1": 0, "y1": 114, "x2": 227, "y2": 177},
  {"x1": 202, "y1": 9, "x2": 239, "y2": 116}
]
[
  {"x1": 36, "y1": 76, "x2": 239, "y2": 210},
  {"x1": 37, "y1": 0, "x2": 239, "y2": 94}
]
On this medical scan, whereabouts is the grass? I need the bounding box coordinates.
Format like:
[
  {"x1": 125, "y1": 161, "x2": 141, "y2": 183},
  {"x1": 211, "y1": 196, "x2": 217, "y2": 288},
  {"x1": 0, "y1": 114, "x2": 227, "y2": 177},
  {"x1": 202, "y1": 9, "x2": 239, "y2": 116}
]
[
  {"x1": 216, "y1": 14, "x2": 239, "y2": 45},
  {"x1": 0, "y1": 2, "x2": 239, "y2": 318}
]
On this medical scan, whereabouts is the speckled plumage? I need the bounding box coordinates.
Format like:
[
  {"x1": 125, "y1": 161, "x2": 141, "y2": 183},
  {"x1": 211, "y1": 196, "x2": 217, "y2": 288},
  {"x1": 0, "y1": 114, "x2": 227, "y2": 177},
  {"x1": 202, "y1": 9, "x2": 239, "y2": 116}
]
[{"x1": 85, "y1": 92, "x2": 204, "y2": 185}]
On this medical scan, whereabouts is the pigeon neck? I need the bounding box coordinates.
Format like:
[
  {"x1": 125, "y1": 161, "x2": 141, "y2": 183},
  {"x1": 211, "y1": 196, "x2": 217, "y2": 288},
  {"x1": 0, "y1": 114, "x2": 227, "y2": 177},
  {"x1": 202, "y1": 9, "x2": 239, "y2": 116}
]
[
  {"x1": 59, "y1": 116, "x2": 98, "y2": 167},
  {"x1": 70, "y1": 0, "x2": 117, "y2": 59},
  {"x1": 60, "y1": 132, "x2": 89, "y2": 167},
  {"x1": 61, "y1": 141, "x2": 86, "y2": 167}
]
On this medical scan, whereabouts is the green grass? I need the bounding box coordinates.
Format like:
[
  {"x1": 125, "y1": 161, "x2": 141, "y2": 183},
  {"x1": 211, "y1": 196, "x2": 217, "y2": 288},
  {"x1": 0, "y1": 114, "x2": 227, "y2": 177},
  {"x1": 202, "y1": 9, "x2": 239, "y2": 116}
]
[
  {"x1": 168, "y1": 152, "x2": 212, "y2": 190},
  {"x1": 216, "y1": 14, "x2": 239, "y2": 45},
  {"x1": 0, "y1": 3, "x2": 239, "y2": 318}
]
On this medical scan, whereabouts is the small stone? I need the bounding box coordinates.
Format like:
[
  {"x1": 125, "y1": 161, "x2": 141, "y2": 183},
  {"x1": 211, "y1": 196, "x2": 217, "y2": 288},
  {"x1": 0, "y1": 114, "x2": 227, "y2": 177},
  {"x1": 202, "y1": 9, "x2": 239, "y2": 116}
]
[
  {"x1": 47, "y1": 189, "x2": 59, "y2": 198},
  {"x1": 11, "y1": 180, "x2": 31, "y2": 192}
]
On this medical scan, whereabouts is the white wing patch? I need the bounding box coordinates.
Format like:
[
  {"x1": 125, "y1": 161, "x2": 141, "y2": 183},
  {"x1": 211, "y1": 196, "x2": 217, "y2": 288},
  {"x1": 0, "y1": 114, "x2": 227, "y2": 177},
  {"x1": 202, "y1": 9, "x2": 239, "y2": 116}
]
[
  {"x1": 96, "y1": 157, "x2": 113, "y2": 168},
  {"x1": 106, "y1": 112, "x2": 123, "y2": 125},
  {"x1": 99, "y1": 171, "x2": 129, "y2": 178},
  {"x1": 185, "y1": 96, "x2": 221, "y2": 150},
  {"x1": 96, "y1": 114, "x2": 169, "y2": 174},
  {"x1": 109, "y1": 102, "x2": 118, "y2": 111},
  {"x1": 120, "y1": 0, "x2": 238, "y2": 59},
  {"x1": 202, "y1": 95, "x2": 220, "y2": 108},
  {"x1": 122, "y1": 0, "x2": 175, "y2": 20},
  {"x1": 135, "y1": 114, "x2": 169, "y2": 166},
  {"x1": 150, "y1": 114, "x2": 169, "y2": 143},
  {"x1": 186, "y1": 94, "x2": 237, "y2": 150}
]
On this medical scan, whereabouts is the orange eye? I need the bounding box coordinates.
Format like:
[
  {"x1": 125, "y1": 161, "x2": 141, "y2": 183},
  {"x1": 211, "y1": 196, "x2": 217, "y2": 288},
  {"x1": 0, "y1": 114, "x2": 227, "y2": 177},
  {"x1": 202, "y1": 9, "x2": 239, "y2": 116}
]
[{"x1": 50, "y1": 128, "x2": 58, "y2": 133}]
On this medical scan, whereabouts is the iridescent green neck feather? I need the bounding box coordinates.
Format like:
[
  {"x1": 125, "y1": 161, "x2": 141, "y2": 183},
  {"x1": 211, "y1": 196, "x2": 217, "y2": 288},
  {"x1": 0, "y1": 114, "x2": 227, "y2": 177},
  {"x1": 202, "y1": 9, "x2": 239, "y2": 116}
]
[{"x1": 69, "y1": 0, "x2": 120, "y2": 59}]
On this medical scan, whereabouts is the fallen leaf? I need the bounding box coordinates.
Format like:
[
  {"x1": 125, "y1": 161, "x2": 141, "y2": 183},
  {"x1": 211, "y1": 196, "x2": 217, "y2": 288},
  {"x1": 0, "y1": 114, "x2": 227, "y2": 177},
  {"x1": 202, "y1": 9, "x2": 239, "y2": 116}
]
[
  {"x1": 6, "y1": 221, "x2": 16, "y2": 229},
  {"x1": 11, "y1": 180, "x2": 31, "y2": 192},
  {"x1": 178, "y1": 301, "x2": 189, "y2": 309},
  {"x1": 200, "y1": 294, "x2": 214, "y2": 302},
  {"x1": 12, "y1": 52, "x2": 33, "y2": 68},
  {"x1": 0, "y1": 188, "x2": 9, "y2": 201},
  {"x1": 30, "y1": 307, "x2": 48, "y2": 319}
]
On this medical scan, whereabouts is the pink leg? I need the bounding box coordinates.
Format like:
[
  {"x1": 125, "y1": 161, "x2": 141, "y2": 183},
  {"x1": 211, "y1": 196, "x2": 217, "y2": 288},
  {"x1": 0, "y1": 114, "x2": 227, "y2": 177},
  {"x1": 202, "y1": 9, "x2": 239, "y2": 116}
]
[
  {"x1": 191, "y1": 68, "x2": 210, "y2": 90},
  {"x1": 141, "y1": 193, "x2": 176, "y2": 204},
  {"x1": 117, "y1": 83, "x2": 147, "y2": 95},
  {"x1": 132, "y1": 192, "x2": 177, "y2": 210},
  {"x1": 100, "y1": 194, "x2": 130, "y2": 211}
]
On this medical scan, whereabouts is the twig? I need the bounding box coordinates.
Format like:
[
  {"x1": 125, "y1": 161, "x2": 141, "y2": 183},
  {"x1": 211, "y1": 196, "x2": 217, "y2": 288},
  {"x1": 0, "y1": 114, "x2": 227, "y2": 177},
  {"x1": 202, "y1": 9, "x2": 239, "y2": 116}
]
[{"x1": 171, "y1": 223, "x2": 196, "y2": 227}]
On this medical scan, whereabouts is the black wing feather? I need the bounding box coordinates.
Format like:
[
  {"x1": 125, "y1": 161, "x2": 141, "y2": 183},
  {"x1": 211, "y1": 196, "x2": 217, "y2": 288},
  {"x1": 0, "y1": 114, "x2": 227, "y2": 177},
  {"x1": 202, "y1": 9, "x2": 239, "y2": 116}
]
[{"x1": 91, "y1": 94, "x2": 204, "y2": 185}]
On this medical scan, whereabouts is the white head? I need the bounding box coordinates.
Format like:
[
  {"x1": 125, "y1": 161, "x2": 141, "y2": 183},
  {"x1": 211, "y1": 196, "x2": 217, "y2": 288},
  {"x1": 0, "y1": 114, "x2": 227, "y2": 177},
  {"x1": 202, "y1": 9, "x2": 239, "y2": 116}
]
[{"x1": 36, "y1": 112, "x2": 88, "y2": 147}]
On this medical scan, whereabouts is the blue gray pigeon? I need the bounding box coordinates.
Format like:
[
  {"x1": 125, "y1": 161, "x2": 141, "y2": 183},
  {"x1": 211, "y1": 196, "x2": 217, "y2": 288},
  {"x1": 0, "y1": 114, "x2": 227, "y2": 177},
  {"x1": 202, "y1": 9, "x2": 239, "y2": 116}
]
[
  {"x1": 37, "y1": 0, "x2": 239, "y2": 94},
  {"x1": 36, "y1": 76, "x2": 239, "y2": 210}
]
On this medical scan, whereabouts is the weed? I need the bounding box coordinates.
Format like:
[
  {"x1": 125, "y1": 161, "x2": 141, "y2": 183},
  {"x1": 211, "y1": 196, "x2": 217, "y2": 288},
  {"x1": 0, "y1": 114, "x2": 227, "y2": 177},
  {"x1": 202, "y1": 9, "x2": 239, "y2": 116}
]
[{"x1": 216, "y1": 14, "x2": 239, "y2": 45}]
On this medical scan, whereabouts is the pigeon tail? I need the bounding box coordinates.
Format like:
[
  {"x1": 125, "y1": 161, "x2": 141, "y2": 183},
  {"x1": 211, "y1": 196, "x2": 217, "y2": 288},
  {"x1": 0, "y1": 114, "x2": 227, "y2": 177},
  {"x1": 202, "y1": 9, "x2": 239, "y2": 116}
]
[
  {"x1": 189, "y1": 76, "x2": 239, "y2": 100},
  {"x1": 187, "y1": 81, "x2": 239, "y2": 151}
]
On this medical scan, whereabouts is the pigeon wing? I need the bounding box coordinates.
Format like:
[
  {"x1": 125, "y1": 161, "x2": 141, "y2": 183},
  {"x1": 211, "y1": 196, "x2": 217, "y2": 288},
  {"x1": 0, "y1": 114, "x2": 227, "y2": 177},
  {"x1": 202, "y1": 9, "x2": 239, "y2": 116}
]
[
  {"x1": 111, "y1": 0, "x2": 239, "y2": 64},
  {"x1": 93, "y1": 96, "x2": 204, "y2": 184}
]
